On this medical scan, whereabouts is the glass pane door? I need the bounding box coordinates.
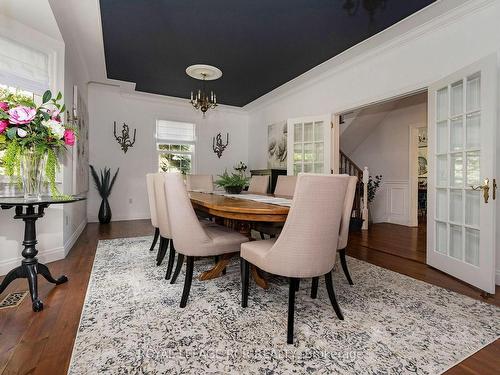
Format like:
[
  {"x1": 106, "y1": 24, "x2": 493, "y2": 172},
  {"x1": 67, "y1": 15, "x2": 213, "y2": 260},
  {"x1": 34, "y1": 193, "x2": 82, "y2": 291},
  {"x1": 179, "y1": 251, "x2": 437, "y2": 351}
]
[{"x1": 288, "y1": 115, "x2": 331, "y2": 175}]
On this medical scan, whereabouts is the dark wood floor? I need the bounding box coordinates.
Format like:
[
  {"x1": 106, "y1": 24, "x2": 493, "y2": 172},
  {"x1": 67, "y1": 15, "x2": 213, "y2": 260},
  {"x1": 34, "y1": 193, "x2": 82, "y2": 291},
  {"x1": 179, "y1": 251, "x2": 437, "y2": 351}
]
[{"x1": 0, "y1": 220, "x2": 498, "y2": 375}]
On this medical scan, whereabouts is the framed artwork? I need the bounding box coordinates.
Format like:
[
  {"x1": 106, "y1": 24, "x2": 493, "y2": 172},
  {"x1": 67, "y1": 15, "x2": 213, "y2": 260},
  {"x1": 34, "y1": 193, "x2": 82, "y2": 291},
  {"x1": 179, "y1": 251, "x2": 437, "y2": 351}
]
[
  {"x1": 418, "y1": 148, "x2": 428, "y2": 178},
  {"x1": 418, "y1": 127, "x2": 428, "y2": 147},
  {"x1": 72, "y1": 85, "x2": 89, "y2": 194},
  {"x1": 267, "y1": 121, "x2": 287, "y2": 168}
]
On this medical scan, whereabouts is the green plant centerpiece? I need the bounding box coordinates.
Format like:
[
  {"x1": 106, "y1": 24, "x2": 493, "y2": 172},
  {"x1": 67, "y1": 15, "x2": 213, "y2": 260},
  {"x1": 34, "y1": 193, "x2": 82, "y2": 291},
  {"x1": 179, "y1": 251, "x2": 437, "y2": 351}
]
[
  {"x1": 90, "y1": 165, "x2": 119, "y2": 224},
  {"x1": 366, "y1": 175, "x2": 383, "y2": 204},
  {"x1": 0, "y1": 88, "x2": 76, "y2": 200},
  {"x1": 215, "y1": 162, "x2": 250, "y2": 194}
]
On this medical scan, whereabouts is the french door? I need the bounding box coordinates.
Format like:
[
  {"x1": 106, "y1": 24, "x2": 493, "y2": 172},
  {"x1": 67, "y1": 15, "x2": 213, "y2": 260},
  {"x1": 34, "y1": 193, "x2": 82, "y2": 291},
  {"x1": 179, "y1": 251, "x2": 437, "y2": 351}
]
[
  {"x1": 427, "y1": 55, "x2": 497, "y2": 293},
  {"x1": 287, "y1": 115, "x2": 331, "y2": 175}
]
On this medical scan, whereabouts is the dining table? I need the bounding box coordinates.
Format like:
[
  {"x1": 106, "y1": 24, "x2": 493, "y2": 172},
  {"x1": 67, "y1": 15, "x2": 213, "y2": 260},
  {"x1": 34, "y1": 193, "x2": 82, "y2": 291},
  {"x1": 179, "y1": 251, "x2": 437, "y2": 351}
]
[{"x1": 189, "y1": 191, "x2": 291, "y2": 289}]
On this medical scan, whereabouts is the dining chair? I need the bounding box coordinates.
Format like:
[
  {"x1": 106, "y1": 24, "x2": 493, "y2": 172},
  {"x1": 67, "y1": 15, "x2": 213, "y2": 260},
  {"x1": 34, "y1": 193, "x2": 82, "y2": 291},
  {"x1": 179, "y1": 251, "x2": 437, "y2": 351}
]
[
  {"x1": 310, "y1": 175, "x2": 358, "y2": 296},
  {"x1": 253, "y1": 175, "x2": 297, "y2": 239},
  {"x1": 153, "y1": 173, "x2": 176, "y2": 280},
  {"x1": 146, "y1": 173, "x2": 160, "y2": 252},
  {"x1": 247, "y1": 175, "x2": 269, "y2": 194},
  {"x1": 164, "y1": 173, "x2": 249, "y2": 307},
  {"x1": 186, "y1": 174, "x2": 214, "y2": 193},
  {"x1": 240, "y1": 173, "x2": 349, "y2": 344}
]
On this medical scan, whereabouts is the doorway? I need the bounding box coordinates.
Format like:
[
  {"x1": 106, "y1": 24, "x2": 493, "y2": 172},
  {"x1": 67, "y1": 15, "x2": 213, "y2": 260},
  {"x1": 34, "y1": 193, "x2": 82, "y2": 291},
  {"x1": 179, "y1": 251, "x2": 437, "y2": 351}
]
[{"x1": 338, "y1": 91, "x2": 428, "y2": 263}]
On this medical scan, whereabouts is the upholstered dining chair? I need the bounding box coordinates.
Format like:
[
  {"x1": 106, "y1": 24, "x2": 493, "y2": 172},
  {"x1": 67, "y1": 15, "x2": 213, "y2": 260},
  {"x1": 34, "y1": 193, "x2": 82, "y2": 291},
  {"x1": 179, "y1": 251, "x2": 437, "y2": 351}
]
[
  {"x1": 273, "y1": 175, "x2": 297, "y2": 197},
  {"x1": 186, "y1": 174, "x2": 214, "y2": 193},
  {"x1": 310, "y1": 175, "x2": 358, "y2": 297},
  {"x1": 247, "y1": 175, "x2": 269, "y2": 194},
  {"x1": 153, "y1": 173, "x2": 177, "y2": 281},
  {"x1": 146, "y1": 173, "x2": 160, "y2": 252},
  {"x1": 240, "y1": 173, "x2": 349, "y2": 344},
  {"x1": 164, "y1": 173, "x2": 249, "y2": 307},
  {"x1": 253, "y1": 175, "x2": 297, "y2": 239}
]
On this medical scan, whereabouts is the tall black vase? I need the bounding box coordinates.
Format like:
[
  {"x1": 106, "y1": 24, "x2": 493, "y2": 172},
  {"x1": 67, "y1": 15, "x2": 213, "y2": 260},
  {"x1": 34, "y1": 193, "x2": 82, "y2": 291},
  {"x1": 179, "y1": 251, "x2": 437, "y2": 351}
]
[{"x1": 98, "y1": 198, "x2": 112, "y2": 224}]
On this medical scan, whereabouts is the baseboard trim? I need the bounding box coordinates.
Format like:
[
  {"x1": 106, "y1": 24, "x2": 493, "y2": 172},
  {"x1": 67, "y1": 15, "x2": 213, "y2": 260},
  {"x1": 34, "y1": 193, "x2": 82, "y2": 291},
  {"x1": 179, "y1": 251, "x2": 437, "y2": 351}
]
[
  {"x1": 87, "y1": 214, "x2": 150, "y2": 223},
  {"x1": 64, "y1": 219, "x2": 87, "y2": 256}
]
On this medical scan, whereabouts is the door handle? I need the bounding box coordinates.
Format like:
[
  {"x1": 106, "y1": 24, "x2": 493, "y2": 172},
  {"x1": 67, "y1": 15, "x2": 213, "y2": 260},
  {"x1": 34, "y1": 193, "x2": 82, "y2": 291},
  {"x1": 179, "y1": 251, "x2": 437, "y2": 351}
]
[
  {"x1": 471, "y1": 178, "x2": 490, "y2": 203},
  {"x1": 493, "y1": 179, "x2": 497, "y2": 200}
]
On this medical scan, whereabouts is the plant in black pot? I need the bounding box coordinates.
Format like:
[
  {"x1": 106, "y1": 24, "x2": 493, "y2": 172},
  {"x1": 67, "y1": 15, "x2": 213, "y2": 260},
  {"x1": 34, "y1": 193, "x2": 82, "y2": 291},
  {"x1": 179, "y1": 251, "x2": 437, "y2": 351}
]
[
  {"x1": 215, "y1": 169, "x2": 250, "y2": 194},
  {"x1": 90, "y1": 165, "x2": 119, "y2": 224}
]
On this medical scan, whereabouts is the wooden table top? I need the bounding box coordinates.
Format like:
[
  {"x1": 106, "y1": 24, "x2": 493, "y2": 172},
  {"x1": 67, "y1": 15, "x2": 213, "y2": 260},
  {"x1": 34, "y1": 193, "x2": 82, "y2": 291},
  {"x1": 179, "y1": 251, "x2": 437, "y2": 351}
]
[{"x1": 189, "y1": 192, "x2": 290, "y2": 222}]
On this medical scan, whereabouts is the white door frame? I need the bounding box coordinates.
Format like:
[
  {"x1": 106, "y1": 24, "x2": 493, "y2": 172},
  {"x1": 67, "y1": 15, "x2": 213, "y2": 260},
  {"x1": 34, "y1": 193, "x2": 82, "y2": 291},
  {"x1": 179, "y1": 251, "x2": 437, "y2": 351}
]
[{"x1": 409, "y1": 122, "x2": 428, "y2": 227}]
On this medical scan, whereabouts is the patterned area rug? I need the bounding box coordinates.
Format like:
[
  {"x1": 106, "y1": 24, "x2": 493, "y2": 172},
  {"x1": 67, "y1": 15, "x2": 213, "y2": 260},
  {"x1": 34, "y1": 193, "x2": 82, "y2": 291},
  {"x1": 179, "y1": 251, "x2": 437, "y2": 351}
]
[{"x1": 69, "y1": 237, "x2": 500, "y2": 374}]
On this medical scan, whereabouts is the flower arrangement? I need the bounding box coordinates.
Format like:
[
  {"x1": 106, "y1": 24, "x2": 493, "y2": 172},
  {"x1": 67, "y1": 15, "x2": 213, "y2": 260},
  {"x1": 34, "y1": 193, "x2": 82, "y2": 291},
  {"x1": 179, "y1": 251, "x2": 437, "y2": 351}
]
[
  {"x1": 0, "y1": 88, "x2": 76, "y2": 198},
  {"x1": 215, "y1": 161, "x2": 250, "y2": 194}
]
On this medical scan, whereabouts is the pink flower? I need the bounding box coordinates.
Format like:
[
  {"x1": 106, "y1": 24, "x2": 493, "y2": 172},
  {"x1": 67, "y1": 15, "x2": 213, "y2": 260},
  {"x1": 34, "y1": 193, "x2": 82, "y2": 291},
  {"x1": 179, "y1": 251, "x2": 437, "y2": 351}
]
[
  {"x1": 64, "y1": 129, "x2": 75, "y2": 146},
  {"x1": 8, "y1": 106, "x2": 36, "y2": 125},
  {"x1": 0, "y1": 119, "x2": 8, "y2": 133},
  {"x1": 0, "y1": 102, "x2": 8, "y2": 111}
]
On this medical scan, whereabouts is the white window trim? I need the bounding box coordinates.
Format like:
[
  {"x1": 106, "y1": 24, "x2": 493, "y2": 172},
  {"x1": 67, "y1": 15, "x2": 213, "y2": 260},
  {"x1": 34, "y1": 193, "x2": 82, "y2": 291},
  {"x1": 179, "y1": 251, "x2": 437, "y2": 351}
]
[{"x1": 155, "y1": 120, "x2": 197, "y2": 174}]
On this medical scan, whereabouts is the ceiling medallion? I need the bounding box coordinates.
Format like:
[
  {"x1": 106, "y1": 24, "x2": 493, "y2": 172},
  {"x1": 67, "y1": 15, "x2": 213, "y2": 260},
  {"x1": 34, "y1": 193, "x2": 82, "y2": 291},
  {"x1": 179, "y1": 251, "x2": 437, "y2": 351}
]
[
  {"x1": 187, "y1": 64, "x2": 222, "y2": 117},
  {"x1": 343, "y1": 0, "x2": 387, "y2": 21}
]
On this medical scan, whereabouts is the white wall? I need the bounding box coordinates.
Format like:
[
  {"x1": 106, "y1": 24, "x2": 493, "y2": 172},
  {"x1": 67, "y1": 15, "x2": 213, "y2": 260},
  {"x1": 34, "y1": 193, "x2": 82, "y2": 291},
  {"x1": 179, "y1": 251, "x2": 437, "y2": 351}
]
[
  {"x1": 87, "y1": 83, "x2": 249, "y2": 222},
  {"x1": 347, "y1": 97, "x2": 427, "y2": 225},
  {"x1": 245, "y1": 0, "x2": 500, "y2": 283}
]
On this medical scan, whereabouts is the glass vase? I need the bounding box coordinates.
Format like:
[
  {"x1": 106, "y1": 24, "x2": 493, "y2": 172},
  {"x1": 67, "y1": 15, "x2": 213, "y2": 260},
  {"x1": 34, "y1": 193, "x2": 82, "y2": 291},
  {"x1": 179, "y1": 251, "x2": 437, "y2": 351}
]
[{"x1": 20, "y1": 149, "x2": 47, "y2": 200}]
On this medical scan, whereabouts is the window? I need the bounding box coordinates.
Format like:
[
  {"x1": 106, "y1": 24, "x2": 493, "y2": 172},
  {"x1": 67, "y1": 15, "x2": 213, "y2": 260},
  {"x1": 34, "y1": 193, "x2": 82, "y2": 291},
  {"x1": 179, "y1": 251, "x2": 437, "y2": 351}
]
[{"x1": 156, "y1": 120, "x2": 196, "y2": 174}]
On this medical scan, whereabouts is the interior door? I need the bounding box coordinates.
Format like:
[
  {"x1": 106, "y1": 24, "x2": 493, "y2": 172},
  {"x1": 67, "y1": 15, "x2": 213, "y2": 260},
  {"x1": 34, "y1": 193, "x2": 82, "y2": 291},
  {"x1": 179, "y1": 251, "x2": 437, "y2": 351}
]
[
  {"x1": 287, "y1": 115, "x2": 331, "y2": 175},
  {"x1": 427, "y1": 55, "x2": 497, "y2": 293}
]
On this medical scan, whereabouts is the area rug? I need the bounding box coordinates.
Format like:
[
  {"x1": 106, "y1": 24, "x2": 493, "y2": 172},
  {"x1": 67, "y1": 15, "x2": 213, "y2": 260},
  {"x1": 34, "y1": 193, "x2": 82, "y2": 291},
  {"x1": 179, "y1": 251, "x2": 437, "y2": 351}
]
[{"x1": 68, "y1": 236, "x2": 500, "y2": 374}]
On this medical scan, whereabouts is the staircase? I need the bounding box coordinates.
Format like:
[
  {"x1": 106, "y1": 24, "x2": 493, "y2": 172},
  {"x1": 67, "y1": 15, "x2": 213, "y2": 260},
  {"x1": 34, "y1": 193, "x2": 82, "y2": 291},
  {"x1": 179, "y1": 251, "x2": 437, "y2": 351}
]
[{"x1": 339, "y1": 150, "x2": 363, "y2": 219}]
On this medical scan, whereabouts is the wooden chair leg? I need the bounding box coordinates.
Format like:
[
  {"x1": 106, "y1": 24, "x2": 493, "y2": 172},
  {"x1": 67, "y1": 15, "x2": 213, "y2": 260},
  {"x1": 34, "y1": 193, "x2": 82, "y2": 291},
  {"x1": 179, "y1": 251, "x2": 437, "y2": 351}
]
[
  {"x1": 241, "y1": 258, "x2": 250, "y2": 308},
  {"x1": 156, "y1": 237, "x2": 169, "y2": 266},
  {"x1": 260, "y1": 232, "x2": 265, "y2": 240},
  {"x1": 180, "y1": 256, "x2": 194, "y2": 308},
  {"x1": 339, "y1": 248, "x2": 354, "y2": 285},
  {"x1": 310, "y1": 277, "x2": 319, "y2": 299},
  {"x1": 150, "y1": 227, "x2": 159, "y2": 251},
  {"x1": 325, "y1": 271, "x2": 344, "y2": 320},
  {"x1": 164, "y1": 241, "x2": 176, "y2": 280},
  {"x1": 170, "y1": 253, "x2": 184, "y2": 284},
  {"x1": 287, "y1": 278, "x2": 298, "y2": 344}
]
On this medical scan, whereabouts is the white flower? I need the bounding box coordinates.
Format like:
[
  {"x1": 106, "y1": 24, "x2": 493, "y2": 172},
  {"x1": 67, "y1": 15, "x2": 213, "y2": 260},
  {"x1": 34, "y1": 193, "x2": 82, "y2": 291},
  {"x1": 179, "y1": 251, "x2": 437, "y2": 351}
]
[
  {"x1": 17, "y1": 128, "x2": 28, "y2": 137},
  {"x1": 42, "y1": 119, "x2": 65, "y2": 139}
]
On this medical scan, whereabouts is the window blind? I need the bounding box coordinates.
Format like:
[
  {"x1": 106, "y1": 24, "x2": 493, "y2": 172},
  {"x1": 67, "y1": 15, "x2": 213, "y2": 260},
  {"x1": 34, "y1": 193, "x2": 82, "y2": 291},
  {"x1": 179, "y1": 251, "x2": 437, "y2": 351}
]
[
  {"x1": 156, "y1": 120, "x2": 195, "y2": 143},
  {"x1": 0, "y1": 36, "x2": 49, "y2": 94}
]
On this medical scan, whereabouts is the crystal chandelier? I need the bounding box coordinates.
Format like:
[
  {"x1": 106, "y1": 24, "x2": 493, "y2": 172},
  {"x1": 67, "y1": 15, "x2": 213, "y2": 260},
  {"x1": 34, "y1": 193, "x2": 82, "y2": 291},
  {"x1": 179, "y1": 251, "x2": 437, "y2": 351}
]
[{"x1": 186, "y1": 64, "x2": 222, "y2": 117}]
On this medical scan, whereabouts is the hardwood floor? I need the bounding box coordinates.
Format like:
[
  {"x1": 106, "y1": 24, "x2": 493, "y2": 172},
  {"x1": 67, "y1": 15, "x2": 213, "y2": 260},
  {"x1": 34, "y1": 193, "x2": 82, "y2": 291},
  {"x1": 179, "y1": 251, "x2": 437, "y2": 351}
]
[{"x1": 0, "y1": 220, "x2": 498, "y2": 375}]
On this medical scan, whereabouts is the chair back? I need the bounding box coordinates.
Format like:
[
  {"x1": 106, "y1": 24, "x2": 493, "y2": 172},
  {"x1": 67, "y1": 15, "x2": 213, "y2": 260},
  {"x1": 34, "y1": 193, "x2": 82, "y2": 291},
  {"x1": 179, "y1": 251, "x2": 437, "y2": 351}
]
[
  {"x1": 186, "y1": 174, "x2": 214, "y2": 193},
  {"x1": 146, "y1": 173, "x2": 158, "y2": 228},
  {"x1": 274, "y1": 175, "x2": 297, "y2": 197},
  {"x1": 264, "y1": 173, "x2": 349, "y2": 278},
  {"x1": 164, "y1": 173, "x2": 210, "y2": 253},
  {"x1": 338, "y1": 176, "x2": 358, "y2": 250},
  {"x1": 248, "y1": 175, "x2": 269, "y2": 194},
  {"x1": 154, "y1": 173, "x2": 171, "y2": 238}
]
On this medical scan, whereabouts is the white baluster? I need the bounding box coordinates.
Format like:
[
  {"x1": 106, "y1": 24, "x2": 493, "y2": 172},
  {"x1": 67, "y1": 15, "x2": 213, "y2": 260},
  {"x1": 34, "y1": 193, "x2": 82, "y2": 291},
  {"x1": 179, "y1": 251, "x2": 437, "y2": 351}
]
[{"x1": 362, "y1": 166, "x2": 369, "y2": 230}]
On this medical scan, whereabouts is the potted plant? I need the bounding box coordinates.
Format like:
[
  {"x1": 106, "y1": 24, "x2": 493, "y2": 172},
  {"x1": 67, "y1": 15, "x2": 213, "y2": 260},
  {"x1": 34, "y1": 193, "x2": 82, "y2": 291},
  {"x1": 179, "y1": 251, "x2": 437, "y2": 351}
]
[
  {"x1": 0, "y1": 89, "x2": 76, "y2": 199},
  {"x1": 215, "y1": 162, "x2": 250, "y2": 194},
  {"x1": 90, "y1": 165, "x2": 119, "y2": 224}
]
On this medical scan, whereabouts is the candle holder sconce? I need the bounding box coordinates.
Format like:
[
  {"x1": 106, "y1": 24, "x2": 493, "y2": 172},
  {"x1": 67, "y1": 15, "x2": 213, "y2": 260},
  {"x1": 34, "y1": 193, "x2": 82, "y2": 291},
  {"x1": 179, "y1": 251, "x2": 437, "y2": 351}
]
[
  {"x1": 113, "y1": 121, "x2": 136, "y2": 153},
  {"x1": 212, "y1": 132, "x2": 229, "y2": 158}
]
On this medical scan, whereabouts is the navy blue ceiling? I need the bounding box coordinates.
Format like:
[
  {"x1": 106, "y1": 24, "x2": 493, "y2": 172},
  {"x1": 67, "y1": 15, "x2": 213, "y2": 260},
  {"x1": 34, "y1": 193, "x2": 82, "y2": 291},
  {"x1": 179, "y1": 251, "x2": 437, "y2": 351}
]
[{"x1": 100, "y1": 0, "x2": 435, "y2": 107}]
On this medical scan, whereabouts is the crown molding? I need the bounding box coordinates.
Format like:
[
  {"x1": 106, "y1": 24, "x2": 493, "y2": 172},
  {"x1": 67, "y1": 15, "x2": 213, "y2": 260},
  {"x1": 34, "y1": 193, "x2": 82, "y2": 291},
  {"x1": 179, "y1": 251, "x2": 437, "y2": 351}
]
[{"x1": 243, "y1": 0, "x2": 494, "y2": 113}]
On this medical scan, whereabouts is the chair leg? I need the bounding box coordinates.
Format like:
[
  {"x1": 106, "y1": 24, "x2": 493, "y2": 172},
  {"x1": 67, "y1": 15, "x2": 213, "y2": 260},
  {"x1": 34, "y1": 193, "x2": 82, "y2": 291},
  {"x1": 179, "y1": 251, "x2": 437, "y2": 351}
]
[
  {"x1": 287, "y1": 278, "x2": 298, "y2": 344},
  {"x1": 180, "y1": 257, "x2": 194, "y2": 308},
  {"x1": 260, "y1": 232, "x2": 265, "y2": 240},
  {"x1": 170, "y1": 253, "x2": 184, "y2": 284},
  {"x1": 165, "y1": 241, "x2": 176, "y2": 280},
  {"x1": 295, "y1": 278, "x2": 300, "y2": 292},
  {"x1": 310, "y1": 277, "x2": 319, "y2": 299},
  {"x1": 325, "y1": 271, "x2": 344, "y2": 320},
  {"x1": 339, "y1": 248, "x2": 354, "y2": 285},
  {"x1": 241, "y1": 258, "x2": 250, "y2": 308},
  {"x1": 150, "y1": 227, "x2": 159, "y2": 251},
  {"x1": 156, "y1": 237, "x2": 169, "y2": 266}
]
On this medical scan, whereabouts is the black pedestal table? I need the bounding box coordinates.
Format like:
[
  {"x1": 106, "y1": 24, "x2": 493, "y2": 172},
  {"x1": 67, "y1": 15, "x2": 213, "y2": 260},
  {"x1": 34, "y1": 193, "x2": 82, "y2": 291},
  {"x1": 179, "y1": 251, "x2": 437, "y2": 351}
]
[{"x1": 0, "y1": 196, "x2": 86, "y2": 312}]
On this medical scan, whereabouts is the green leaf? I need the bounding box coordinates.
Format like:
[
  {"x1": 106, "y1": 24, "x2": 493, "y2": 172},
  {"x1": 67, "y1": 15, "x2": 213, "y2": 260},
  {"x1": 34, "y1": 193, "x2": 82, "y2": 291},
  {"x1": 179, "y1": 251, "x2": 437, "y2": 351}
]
[
  {"x1": 42, "y1": 111, "x2": 50, "y2": 121},
  {"x1": 60, "y1": 104, "x2": 66, "y2": 113},
  {"x1": 42, "y1": 90, "x2": 52, "y2": 104},
  {"x1": 56, "y1": 91, "x2": 62, "y2": 100},
  {"x1": 0, "y1": 111, "x2": 8, "y2": 120},
  {"x1": 6, "y1": 127, "x2": 17, "y2": 140}
]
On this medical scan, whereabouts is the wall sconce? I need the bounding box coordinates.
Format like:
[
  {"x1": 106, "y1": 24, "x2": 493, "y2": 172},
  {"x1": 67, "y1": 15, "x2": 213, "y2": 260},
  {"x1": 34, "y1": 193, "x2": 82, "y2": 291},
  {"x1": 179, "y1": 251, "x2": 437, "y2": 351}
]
[
  {"x1": 212, "y1": 132, "x2": 229, "y2": 158},
  {"x1": 113, "y1": 121, "x2": 137, "y2": 153}
]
